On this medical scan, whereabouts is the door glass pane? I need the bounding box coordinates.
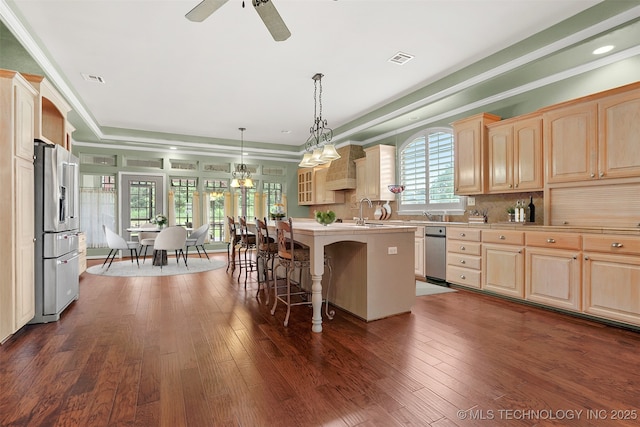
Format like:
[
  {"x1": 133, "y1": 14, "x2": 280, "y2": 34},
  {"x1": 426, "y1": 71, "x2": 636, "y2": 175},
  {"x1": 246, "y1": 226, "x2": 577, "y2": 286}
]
[{"x1": 129, "y1": 180, "x2": 157, "y2": 227}]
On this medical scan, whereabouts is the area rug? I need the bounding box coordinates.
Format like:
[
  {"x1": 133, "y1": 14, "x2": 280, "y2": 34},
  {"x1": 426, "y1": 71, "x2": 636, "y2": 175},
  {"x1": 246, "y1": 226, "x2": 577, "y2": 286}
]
[
  {"x1": 416, "y1": 281, "x2": 457, "y2": 296},
  {"x1": 85, "y1": 257, "x2": 226, "y2": 277}
]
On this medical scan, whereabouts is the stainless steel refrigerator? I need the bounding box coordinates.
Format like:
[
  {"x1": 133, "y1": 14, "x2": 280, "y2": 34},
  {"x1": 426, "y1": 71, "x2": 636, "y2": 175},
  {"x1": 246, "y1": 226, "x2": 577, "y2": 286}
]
[{"x1": 31, "y1": 141, "x2": 80, "y2": 324}]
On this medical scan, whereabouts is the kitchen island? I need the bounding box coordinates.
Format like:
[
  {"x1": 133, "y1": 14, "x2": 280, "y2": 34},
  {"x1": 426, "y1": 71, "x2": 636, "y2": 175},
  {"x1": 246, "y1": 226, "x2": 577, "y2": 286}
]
[{"x1": 277, "y1": 219, "x2": 417, "y2": 332}]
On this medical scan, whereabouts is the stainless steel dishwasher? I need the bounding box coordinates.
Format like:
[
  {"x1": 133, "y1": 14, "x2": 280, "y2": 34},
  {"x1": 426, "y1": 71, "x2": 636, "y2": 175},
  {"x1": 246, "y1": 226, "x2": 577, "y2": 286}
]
[{"x1": 425, "y1": 226, "x2": 447, "y2": 283}]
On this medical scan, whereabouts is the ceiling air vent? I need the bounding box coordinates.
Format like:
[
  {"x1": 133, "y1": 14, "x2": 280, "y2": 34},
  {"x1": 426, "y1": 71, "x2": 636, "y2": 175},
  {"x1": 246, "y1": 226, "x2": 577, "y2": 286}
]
[
  {"x1": 81, "y1": 73, "x2": 106, "y2": 83},
  {"x1": 388, "y1": 52, "x2": 414, "y2": 65}
]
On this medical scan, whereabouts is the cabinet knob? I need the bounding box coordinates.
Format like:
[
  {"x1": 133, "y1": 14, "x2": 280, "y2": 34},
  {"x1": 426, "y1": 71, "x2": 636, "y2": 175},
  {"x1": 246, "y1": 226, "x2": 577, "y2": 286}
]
[
  {"x1": 460, "y1": 233, "x2": 466, "y2": 237},
  {"x1": 460, "y1": 260, "x2": 466, "y2": 264},
  {"x1": 460, "y1": 246, "x2": 466, "y2": 251},
  {"x1": 518, "y1": 250, "x2": 522, "y2": 254},
  {"x1": 460, "y1": 275, "x2": 466, "y2": 280},
  {"x1": 573, "y1": 256, "x2": 577, "y2": 260},
  {"x1": 509, "y1": 184, "x2": 513, "y2": 188},
  {"x1": 515, "y1": 184, "x2": 518, "y2": 188},
  {"x1": 599, "y1": 171, "x2": 604, "y2": 177},
  {"x1": 584, "y1": 256, "x2": 589, "y2": 260},
  {"x1": 499, "y1": 235, "x2": 505, "y2": 240},
  {"x1": 611, "y1": 242, "x2": 624, "y2": 248},
  {"x1": 590, "y1": 173, "x2": 595, "y2": 178},
  {"x1": 546, "y1": 238, "x2": 556, "y2": 243},
  {"x1": 563, "y1": 221, "x2": 569, "y2": 225}
]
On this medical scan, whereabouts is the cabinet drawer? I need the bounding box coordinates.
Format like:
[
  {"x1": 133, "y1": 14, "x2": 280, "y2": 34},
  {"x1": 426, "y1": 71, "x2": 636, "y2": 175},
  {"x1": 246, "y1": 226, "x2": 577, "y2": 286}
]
[
  {"x1": 482, "y1": 230, "x2": 524, "y2": 245},
  {"x1": 447, "y1": 266, "x2": 481, "y2": 288},
  {"x1": 583, "y1": 234, "x2": 640, "y2": 256},
  {"x1": 447, "y1": 227, "x2": 481, "y2": 242},
  {"x1": 526, "y1": 231, "x2": 581, "y2": 250},
  {"x1": 447, "y1": 253, "x2": 481, "y2": 270},
  {"x1": 447, "y1": 241, "x2": 481, "y2": 256}
]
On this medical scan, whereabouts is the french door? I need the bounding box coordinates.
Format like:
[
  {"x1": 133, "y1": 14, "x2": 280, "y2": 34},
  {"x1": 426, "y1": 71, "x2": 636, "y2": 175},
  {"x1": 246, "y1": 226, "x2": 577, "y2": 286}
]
[{"x1": 118, "y1": 173, "x2": 165, "y2": 236}]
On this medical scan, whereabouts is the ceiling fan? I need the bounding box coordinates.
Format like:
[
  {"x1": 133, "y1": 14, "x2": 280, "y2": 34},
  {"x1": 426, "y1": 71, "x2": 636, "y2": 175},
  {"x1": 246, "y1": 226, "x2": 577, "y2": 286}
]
[{"x1": 186, "y1": 0, "x2": 291, "y2": 42}]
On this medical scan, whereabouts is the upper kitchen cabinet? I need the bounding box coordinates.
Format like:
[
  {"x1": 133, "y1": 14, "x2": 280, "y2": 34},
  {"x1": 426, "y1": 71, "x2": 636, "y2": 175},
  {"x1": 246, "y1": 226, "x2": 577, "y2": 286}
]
[
  {"x1": 22, "y1": 73, "x2": 72, "y2": 149},
  {"x1": 487, "y1": 113, "x2": 542, "y2": 193},
  {"x1": 0, "y1": 70, "x2": 37, "y2": 343},
  {"x1": 355, "y1": 144, "x2": 396, "y2": 201},
  {"x1": 297, "y1": 168, "x2": 315, "y2": 205},
  {"x1": 314, "y1": 166, "x2": 345, "y2": 205},
  {"x1": 597, "y1": 86, "x2": 640, "y2": 180},
  {"x1": 544, "y1": 82, "x2": 640, "y2": 184},
  {"x1": 452, "y1": 113, "x2": 500, "y2": 195}
]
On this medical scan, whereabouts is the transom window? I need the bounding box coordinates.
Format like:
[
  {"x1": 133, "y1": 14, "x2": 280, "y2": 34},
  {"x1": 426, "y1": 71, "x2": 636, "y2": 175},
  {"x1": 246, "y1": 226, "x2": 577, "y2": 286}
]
[{"x1": 397, "y1": 127, "x2": 465, "y2": 215}]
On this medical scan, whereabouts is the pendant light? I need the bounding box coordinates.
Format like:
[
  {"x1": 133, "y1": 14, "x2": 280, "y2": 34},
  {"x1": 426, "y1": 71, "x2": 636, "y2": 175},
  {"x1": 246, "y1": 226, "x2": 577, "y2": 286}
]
[{"x1": 231, "y1": 127, "x2": 253, "y2": 188}]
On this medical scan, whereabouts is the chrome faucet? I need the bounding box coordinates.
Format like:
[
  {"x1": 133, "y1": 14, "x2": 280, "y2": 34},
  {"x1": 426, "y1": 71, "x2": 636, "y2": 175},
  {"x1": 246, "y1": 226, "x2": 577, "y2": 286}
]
[
  {"x1": 357, "y1": 197, "x2": 373, "y2": 226},
  {"x1": 423, "y1": 211, "x2": 436, "y2": 221}
]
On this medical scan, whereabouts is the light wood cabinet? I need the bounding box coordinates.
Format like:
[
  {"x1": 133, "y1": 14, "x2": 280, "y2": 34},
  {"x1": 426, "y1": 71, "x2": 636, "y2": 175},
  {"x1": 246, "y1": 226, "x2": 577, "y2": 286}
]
[
  {"x1": 597, "y1": 87, "x2": 640, "y2": 180},
  {"x1": 487, "y1": 114, "x2": 542, "y2": 193},
  {"x1": 482, "y1": 230, "x2": 525, "y2": 298},
  {"x1": 525, "y1": 231, "x2": 581, "y2": 311},
  {"x1": 313, "y1": 167, "x2": 344, "y2": 205},
  {"x1": 0, "y1": 70, "x2": 37, "y2": 343},
  {"x1": 583, "y1": 234, "x2": 640, "y2": 326},
  {"x1": 297, "y1": 168, "x2": 314, "y2": 205},
  {"x1": 452, "y1": 113, "x2": 500, "y2": 195},
  {"x1": 78, "y1": 232, "x2": 87, "y2": 275},
  {"x1": 355, "y1": 145, "x2": 396, "y2": 201},
  {"x1": 544, "y1": 84, "x2": 640, "y2": 184},
  {"x1": 414, "y1": 226, "x2": 424, "y2": 277},
  {"x1": 22, "y1": 73, "x2": 72, "y2": 148},
  {"x1": 446, "y1": 227, "x2": 482, "y2": 288}
]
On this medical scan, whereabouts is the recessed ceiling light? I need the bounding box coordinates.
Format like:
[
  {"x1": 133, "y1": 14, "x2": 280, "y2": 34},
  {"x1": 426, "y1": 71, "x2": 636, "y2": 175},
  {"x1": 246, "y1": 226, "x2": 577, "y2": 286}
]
[
  {"x1": 593, "y1": 45, "x2": 614, "y2": 55},
  {"x1": 281, "y1": 130, "x2": 291, "y2": 134},
  {"x1": 169, "y1": 146, "x2": 177, "y2": 150}
]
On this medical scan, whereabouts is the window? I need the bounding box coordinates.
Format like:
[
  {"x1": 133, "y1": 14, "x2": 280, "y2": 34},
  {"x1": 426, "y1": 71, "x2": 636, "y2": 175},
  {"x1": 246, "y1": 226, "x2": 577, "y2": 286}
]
[
  {"x1": 204, "y1": 179, "x2": 227, "y2": 242},
  {"x1": 129, "y1": 179, "x2": 158, "y2": 226},
  {"x1": 263, "y1": 182, "x2": 283, "y2": 217},
  {"x1": 236, "y1": 187, "x2": 256, "y2": 219},
  {"x1": 79, "y1": 174, "x2": 116, "y2": 248},
  {"x1": 171, "y1": 178, "x2": 197, "y2": 226},
  {"x1": 398, "y1": 127, "x2": 465, "y2": 214}
]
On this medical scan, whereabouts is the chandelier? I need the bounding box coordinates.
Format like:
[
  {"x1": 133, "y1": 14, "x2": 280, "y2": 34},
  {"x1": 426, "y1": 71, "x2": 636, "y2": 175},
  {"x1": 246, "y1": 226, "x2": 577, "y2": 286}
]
[
  {"x1": 231, "y1": 127, "x2": 254, "y2": 188},
  {"x1": 298, "y1": 73, "x2": 341, "y2": 167}
]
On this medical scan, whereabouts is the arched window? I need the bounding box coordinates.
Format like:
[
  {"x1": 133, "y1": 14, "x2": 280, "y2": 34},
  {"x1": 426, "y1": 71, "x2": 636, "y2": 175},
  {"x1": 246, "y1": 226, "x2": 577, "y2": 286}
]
[{"x1": 397, "y1": 127, "x2": 465, "y2": 215}]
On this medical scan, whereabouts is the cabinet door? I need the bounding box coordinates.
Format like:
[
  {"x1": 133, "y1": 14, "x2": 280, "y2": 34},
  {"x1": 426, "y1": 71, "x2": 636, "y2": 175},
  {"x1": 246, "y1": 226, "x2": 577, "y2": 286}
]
[
  {"x1": 297, "y1": 168, "x2": 314, "y2": 205},
  {"x1": 488, "y1": 124, "x2": 513, "y2": 192},
  {"x1": 543, "y1": 102, "x2": 597, "y2": 183},
  {"x1": 513, "y1": 116, "x2": 542, "y2": 191},
  {"x1": 14, "y1": 157, "x2": 35, "y2": 330},
  {"x1": 414, "y1": 237, "x2": 425, "y2": 277},
  {"x1": 526, "y1": 247, "x2": 580, "y2": 311},
  {"x1": 483, "y1": 244, "x2": 524, "y2": 298},
  {"x1": 598, "y1": 89, "x2": 640, "y2": 179},
  {"x1": 14, "y1": 80, "x2": 36, "y2": 161},
  {"x1": 583, "y1": 252, "x2": 640, "y2": 326},
  {"x1": 454, "y1": 118, "x2": 484, "y2": 194},
  {"x1": 355, "y1": 158, "x2": 367, "y2": 201},
  {"x1": 365, "y1": 147, "x2": 381, "y2": 200}
]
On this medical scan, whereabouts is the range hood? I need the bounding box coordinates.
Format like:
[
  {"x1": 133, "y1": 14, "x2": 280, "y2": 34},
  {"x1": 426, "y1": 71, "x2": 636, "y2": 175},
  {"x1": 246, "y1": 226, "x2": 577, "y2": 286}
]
[{"x1": 325, "y1": 145, "x2": 365, "y2": 190}]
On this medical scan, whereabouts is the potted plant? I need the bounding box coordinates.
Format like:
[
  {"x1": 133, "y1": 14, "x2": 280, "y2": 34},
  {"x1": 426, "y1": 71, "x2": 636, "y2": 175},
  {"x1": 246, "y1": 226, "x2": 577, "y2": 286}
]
[
  {"x1": 506, "y1": 207, "x2": 516, "y2": 222},
  {"x1": 270, "y1": 202, "x2": 286, "y2": 220}
]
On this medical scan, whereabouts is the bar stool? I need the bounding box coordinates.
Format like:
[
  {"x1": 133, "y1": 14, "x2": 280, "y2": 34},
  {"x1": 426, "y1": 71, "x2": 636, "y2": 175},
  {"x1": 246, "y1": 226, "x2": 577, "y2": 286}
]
[
  {"x1": 226, "y1": 216, "x2": 241, "y2": 272},
  {"x1": 237, "y1": 216, "x2": 257, "y2": 288},
  {"x1": 254, "y1": 217, "x2": 278, "y2": 302},
  {"x1": 270, "y1": 218, "x2": 334, "y2": 327}
]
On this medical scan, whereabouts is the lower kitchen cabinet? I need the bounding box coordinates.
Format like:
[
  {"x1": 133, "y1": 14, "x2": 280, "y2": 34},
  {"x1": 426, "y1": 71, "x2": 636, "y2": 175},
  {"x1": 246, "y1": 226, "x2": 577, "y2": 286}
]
[
  {"x1": 414, "y1": 226, "x2": 424, "y2": 277},
  {"x1": 583, "y1": 234, "x2": 640, "y2": 326},
  {"x1": 447, "y1": 227, "x2": 482, "y2": 289},
  {"x1": 482, "y1": 230, "x2": 524, "y2": 298},
  {"x1": 526, "y1": 247, "x2": 581, "y2": 311}
]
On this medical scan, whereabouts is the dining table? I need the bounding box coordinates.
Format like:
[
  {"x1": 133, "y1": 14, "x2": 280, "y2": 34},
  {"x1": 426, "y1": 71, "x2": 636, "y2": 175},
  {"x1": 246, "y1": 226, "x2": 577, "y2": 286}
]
[{"x1": 126, "y1": 226, "x2": 192, "y2": 266}]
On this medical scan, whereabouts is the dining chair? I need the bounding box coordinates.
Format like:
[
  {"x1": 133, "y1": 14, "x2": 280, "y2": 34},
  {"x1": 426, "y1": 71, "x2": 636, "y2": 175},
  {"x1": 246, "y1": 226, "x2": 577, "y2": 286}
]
[
  {"x1": 226, "y1": 216, "x2": 242, "y2": 272},
  {"x1": 153, "y1": 226, "x2": 188, "y2": 269},
  {"x1": 137, "y1": 222, "x2": 157, "y2": 263},
  {"x1": 254, "y1": 217, "x2": 278, "y2": 302},
  {"x1": 270, "y1": 218, "x2": 334, "y2": 327},
  {"x1": 102, "y1": 225, "x2": 140, "y2": 270},
  {"x1": 185, "y1": 223, "x2": 210, "y2": 260}
]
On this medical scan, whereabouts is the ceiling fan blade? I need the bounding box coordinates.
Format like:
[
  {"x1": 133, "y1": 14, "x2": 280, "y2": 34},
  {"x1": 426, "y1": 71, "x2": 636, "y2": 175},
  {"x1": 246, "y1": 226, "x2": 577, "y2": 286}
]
[
  {"x1": 252, "y1": 0, "x2": 291, "y2": 42},
  {"x1": 185, "y1": 0, "x2": 229, "y2": 22}
]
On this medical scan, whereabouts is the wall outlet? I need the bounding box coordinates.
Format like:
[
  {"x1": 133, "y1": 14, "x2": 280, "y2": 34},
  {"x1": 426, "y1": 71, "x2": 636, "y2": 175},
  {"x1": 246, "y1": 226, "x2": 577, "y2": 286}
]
[
  {"x1": 388, "y1": 246, "x2": 397, "y2": 255},
  {"x1": 468, "y1": 196, "x2": 476, "y2": 206}
]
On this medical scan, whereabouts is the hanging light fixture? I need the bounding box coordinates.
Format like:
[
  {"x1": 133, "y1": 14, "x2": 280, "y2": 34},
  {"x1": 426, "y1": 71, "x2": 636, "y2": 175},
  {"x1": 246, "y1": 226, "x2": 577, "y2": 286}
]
[
  {"x1": 231, "y1": 127, "x2": 254, "y2": 188},
  {"x1": 299, "y1": 73, "x2": 341, "y2": 167}
]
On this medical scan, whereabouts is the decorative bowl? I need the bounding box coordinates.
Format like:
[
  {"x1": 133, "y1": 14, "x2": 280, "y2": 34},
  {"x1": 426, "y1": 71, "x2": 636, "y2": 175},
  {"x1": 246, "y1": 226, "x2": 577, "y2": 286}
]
[
  {"x1": 388, "y1": 184, "x2": 405, "y2": 194},
  {"x1": 315, "y1": 210, "x2": 336, "y2": 226}
]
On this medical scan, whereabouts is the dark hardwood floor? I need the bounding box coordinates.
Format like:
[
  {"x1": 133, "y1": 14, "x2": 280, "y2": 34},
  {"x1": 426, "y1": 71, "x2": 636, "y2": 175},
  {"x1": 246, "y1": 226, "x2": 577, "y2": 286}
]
[{"x1": 1, "y1": 253, "x2": 639, "y2": 426}]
